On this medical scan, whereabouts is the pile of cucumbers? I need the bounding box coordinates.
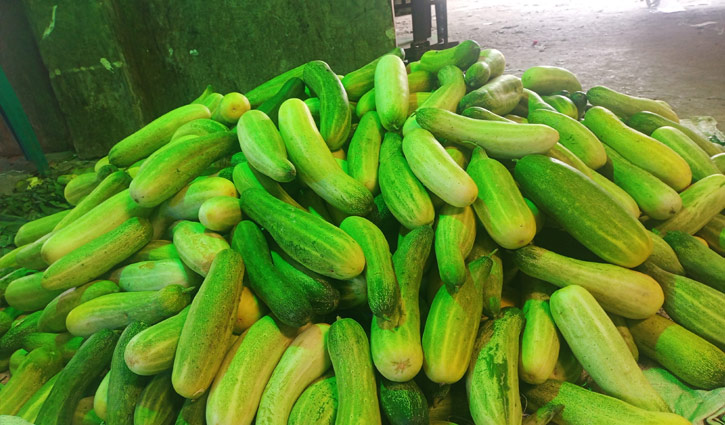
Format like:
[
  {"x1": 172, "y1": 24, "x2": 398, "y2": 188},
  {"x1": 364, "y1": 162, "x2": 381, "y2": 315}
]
[{"x1": 1, "y1": 38, "x2": 725, "y2": 425}]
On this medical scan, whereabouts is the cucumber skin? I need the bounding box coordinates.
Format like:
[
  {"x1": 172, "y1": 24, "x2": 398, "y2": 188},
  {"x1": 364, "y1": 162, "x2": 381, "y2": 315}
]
[
  {"x1": 663, "y1": 230, "x2": 725, "y2": 292},
  {"x1": 375, "y1": 55, "x2": 409, "y2": 131},
  {"x1": 107, "y1": 322, "x2": 149, "y2": 425},
  {"x1": 522, "y1": 66, "x2": 582, "y2": 95},
  {"x1": 303, "y1": 61, "x2": 351, "y2": 151},
  {"x1": 38, "y1": 280, "x2": 120, "y2": 333},
  {"x1": 379, "y1": 378, "x2": 429, "y2": 425},
  {"x1": 288, "y1": 376, "x2": 338, "y2": 425},
  {"x1": 459, "y1": 75, "x2": 523, "y2": 115},
  {"x1": 125, "y1": 306, "x2": 189, "y2": 376},
  {"x1": 653, "y1": 174, "x2": 725, "y2": 236},
  {"x1": 14, "y1": 210, "x2": 70, "y2": 247}
]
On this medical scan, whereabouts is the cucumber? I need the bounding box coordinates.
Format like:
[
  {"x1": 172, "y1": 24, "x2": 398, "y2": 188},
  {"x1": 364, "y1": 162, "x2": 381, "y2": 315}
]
[
  {"x1": 38, "y1": 280, "x2": 119, "y2": 332},
  {"x1": 379, "y1": 378, "x2": 429, "y2": 425},
  {"x1": 125, "y1": 306, "x2": 189, "y2": 376},
  {"x1": 173, "y1": 249, "x2": 244, "y2": 398},
  {"x1": 588, "y1": 168, "x2": 642, "y2": 219},
  {"x1": 512, "y1": 245, "x2": 663, "y2": 319},
  {"x1": 514, "y1": 155, "x2": 653, "y2": 267},
  {"x1": 246, "y1": 63, "x2": 306, "y2": 107},
  {"x1": 210, "y1": 92, "x2": 250, "y2": 125},
  {"x1": 468, "y1": 148, "x2": 536, "y2": 249},
  {"x1": 459, "y1": 74, "x2": 523, "y2": 114},
  {"x1": 628, "y1": 314, "x2": 725, "y2": 389},
  {"x1": 198, "y1": 196, "x2": 242, "y2": 232},
  {"x1": 549, "y1": 285, "x2": 669, "y2": 412},
  {"x1": 119, "y1": 259, "x2": 201, "y2": 292},
  {"x1": 347, "y1": 111, "x2": 383, "y2": 194},
  {"x1": 602, "y1": 144, "x2": 682, "y2": 220},
  {"x1": 653, "y1": 174, "x2": 725, "y2": 235},
  {"x1": 303, "y1": 60, "x2": 351, "y2": 150},
  {"x1": 583, "y1": 106, "x2": 691, "y2": 191},
  {"x1": 171, "y1": 220, "x2": 230, "y2": 277},
  {"x1": 522, "y1": 404, "x2": 563, "y2": 425},
  {"x1": 0, "y1": 347, "x2": 63, "y2": 415},
  {"x1": 522, "y1": 66, "x2": 582, "y2": 95},
  {"x1": 402, "y1": 65, "x2": 467, "y2": 136},
  {"x1": 72, "y1": 396, "x2": 102, "y2": 425},
  {"x1": 201, "y1": 93, "x2": 223, "y2": 116},
  {"x1": 354, "y1": 89, "x2": 375, "y2": 118},
  {"x1": 257, "y1": 77, "x2": 306, "y2": 125},
  {"x1": 134, "y1": 371, "x2": 183, "y2": 425},
  {"x1": 124, "y1": 240, "x2": 178, "y2": 264},
  {"x1": 206, "y1": 316, "x2": 297, "y2": 425},
  {"x1": 435, "y1": 205, "x2": 477, "y2": 290},
  {"x1": 466, "y1": 308, "x2": 524, "y2": 425},
  {"x1": 402, "y1": 128, "x2": 478, "y2": 207},
  {"x1": 93, "y1": 372, "x2": 109, "y2": 421},
  {"x1": 328, "y1": 318, "x2": 382, "y2": 425},
  {"x1": 175, "y1": 391, "x2": 208, "y2": 425},
  {"x1": 587, "y1": 85, "x2": 679, "y2": 122},
  {"x1": 462, "y1": 106, "x2": 513, "y2": 122},
  {"x1": 1, "y1": 268, "x2": 35, "y2": 305},
  {"x1": 651, "y1": 126, "x2": 721, "y2": 181},
  {"x1": 647, "y1": 231, "x2": 685, "y2": 274},
  {"x1": 479, "y1": 48, "x2": 506, "y2": 79},
  {"x1": 415, "y1": 40, "x2": 480, "y2": 73},
  {"x1": 0, "y1": 311, "x2": 42, "y2": 354},
  {"x1": 256, "y1": 323, "x2": 331, "y2": 425},
  {"x1": 231, "y1": 161, "x2": 304, "y2": 211},
  {"x1": 66, "y1": 284, "x2": 191, "y2": 337},
  {"x1": 42, "y1": 217, "x2": 153, "y2": 291},
  {"x1": 288, "y1": 376, "x2": 338, "y2": 425},
  {"x1": 415, "y1": 107, "x2": 559, "y2": 159},
  {"x1": 42, "y1": 189, "x2": 152, "y2": 265},
  {"x1": 0, "y1": 306, "x2": 22, "y2": 336},
  {"x1": 527, "y1": 88, "x2": 557, "y2": 113},
  {"x1": 342, "y1": 47, "x2": 406, "y2": 100},
  {"x1": 542, "y1": 94, "x2": 578, "y2": 118},
  {"x1": 236, "y1": 109, "x2": 296, "y2": 182},
  {"x1": 279, "y1": 98, "x2": 372, "y2": 215},
  {"x1": 423, "y1": 256, "x2": 492, "y2": 384},
  {"x1": 340, "y1": 216, "x2": 400, "y2": 321},
  {"x1": 713, "y1": 152, "x2": 725, "y2": 172},
  {"x1": 107, "y1": 322, "x2": 149, "y2": 425},
  {"x1": 464, "y1": 61, "x2": 491, "y2": 89},
  {"x1": 696, "y1": 213, "x2": 725, "y2": 254},
  {"x1": 130, "y1": 131, "x2": 237, "y2": 208},
  {"x1": 5, "y1": 273, "x2": 64, "y2": 312},
  {"x1": 663, "y1": 230, "x2": 725, "y2": 292},
  {"x1": 55, "y1": 171, "x2": 132, "y2": 231},
  {"x1": 269, "y1": 249, "x2": 338, "y2": 315},
  {"x1": 161, "y1": 176, "x2": 237, "y2": 221},
  {"x1": 375, "y1": 55, "x2": 409, "y2": 131},
  {"x1": 482, "y1": 253, "x2": 504, "y2": 319},
  {"x1": 371, "y1": 226, "x2": 434, "y2": 382},
  {"x1": 239, "y1": 187, "x2": 365, "y2": 280},
  {"x1": 627, "y1": 110, "x2": 721, "y2": 156},
  {"x1": 523, "y1": 380, "x2": 691, "y2": 425},
  {"x1": 519, "y1": 277, "x2": 559, "y2": 385},
  {"x1": 169, "y1": 118, "x2": 228, "y2": 143},
  {"x1": 378, "y1": 132, "x2": 435, "y2": 228},
  {"x1": 231, "y1": 221, "x2": 312, "y2": 326},
  {"x1": 19, "y1": 332, "x2": 81, "y2": 362},
  {"x1": 15, "y1": 233, "x2": 52, "y2": 270},
  {"x1": 639, "y1": 262, "x2": 725, "y2": 350},
  {"x1": 549, "y1": 341, "x2": 583, "y2": 384},
  {"x1": 63, "y1": 172, "x2": 101, "y2": 206},
  {"x1": 14, "y1": 210, "x2": 70, "y2": 247},
  {"x1": 16, "y1": 372, "x2": 60, "y2": 423},
  {"x1": 108, "y1": 104, "x2": 210, "y2": 167},
  {"x1": 35, "y1": 329, "x2": 119, "y2": 425},
  {"x1": 608, "y1": 313, "x2": 639, "y2": 360},
  {"x1": 527, "y1": 109, "x2": 607, "y2": 169}
]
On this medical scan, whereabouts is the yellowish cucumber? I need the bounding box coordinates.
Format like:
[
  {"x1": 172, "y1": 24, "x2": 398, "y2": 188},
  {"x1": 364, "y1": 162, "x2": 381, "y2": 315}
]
[
  {"x1": 518, "y1": 277, "x2": 560, "y2": 385},
  {"x1": 347, "y1": 111, "x2": 383, "y2": 194},
  {"x1": 587, "y1": 85, "x2": 679, "y2": 122},
  {"x1": 5, "y1": 273, "x2": 64, "y2": 312},
  {"x1": 211, "y1": 92, "x2": 250, "y2": 126},
  {"x1": 435, "y1": 204, "x2": 477, "y2": 290},
  {"x1": 651, "y1": 126, "x2": 721, "y2": 181},
  {"x1": 124, "y1": 306, "x2": 189, "y2": 376},
  {"x1": 161, "y1": 176, "x2": 237, "y2": 221},
  {"x1": 522, "y1": 66, "x2": 582, "y2": 95},
  {"x1": 402, "y1": 65, "x2": 467, "y2": 135},
  {"x1": 236, "y1": 110, "x2": 296, "y2": 182},
  {"x1": 14, "y1": 210, "x2": 70, "y2": 247},
  {"x1": 171, "y1": 220, "x2": 230, "y2": 277},
  {"x1": 198, "y1": 196, "x2": 242, "y2": 232},
  {"x1": 375, "y1": 55, "x2": 409, "y2": 131},
  {"x1": 653, "y1": 174, "x2": 725, "y2": 235}
]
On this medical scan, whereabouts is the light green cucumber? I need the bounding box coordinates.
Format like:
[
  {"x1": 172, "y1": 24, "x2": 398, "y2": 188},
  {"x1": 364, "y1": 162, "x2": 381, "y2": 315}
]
[
  {"x1": 38, "y1": 280, "x2": 119, "y2": 332},
  {"x1": 652, "y1": 174, "x2": 725, "y2": 235},
  {"x1": 459, "y1": 74, "x2": 523, "y2": 115},
  {"x1": 14, "y1": 210, "x2": 69, "y2": 247},
  {"x1": 663, "y1": 230, "x2": 725, "y2": 292},
  {"x1": 414, "y1": 40, "x2": 480, "y2": 73},
  {"x1": 519, "y1": 277, "x2": 559, "y2": 385},
  {"x1": 527, "y1": 108, "x2": 606, "y2": 169},
  {"x1": 5, "y1": 273, "x2": 64, "y2": 312},
  {"x1": 375, "y1": 55, "x2": 409, "y2": 131},
  {"x1": 161, "y1": 176, "x2": 237, "y2": 221},
  {"x1": 54, "y1": 171, "x2": 132, "y2": 231},
  {"x1": 288, "y1": 376, "x2": 338, "y2": 425},
  {"x1": 435, "y1": 204, "x2": 477, "y2": 290},
  {"x1": 402, "y1": 65, "x2": 466, "y2": 136},
  {"x1": 651, "y1": 126, "x2": 721, "y2": 181},
  {"x1": 347, "y1": 111, "x2": 383, "y2": 194},
  {"x1": 198, "y1": 196, "x2": 242, "y2": 232},
  {"x1": 342, "y1": 47, "x2": 406, "y2": 100},
  {"x1": 522, "y1": 66, "x2": 582, "y2": 95},
  {"x1": 627, "y1": 110, "x2": 721, "y2": 156},
  {"x1": 171, "y1": 220, "x2": 230, "y2": 277},
  {"x1": 119, "y1": 259, "x2": 201, "y2": 292},
  {"x1": 0, "y1": 347, "x2": 63, "y2": 415},
  {"x1": 124, "y1": 306, "x2": 189, "y2": 376},
  {"x1": 647, "y1": 231, "x2": 685, "y2": 274},
  {"x1": 236, "y1": 109, "x2": 296, "y2": 182},
  {"x1": 587, "y1": 85, "x2": 679, "y2": 122}
]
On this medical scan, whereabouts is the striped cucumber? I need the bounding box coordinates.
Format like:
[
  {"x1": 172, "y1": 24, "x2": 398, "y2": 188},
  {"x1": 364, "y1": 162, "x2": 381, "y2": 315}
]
[
  {"x1": 435, "y1": 204, "x2": 477, "y2": 290},
  {"x1": 375, "y1": 55, "x2": 409, "y2": 131},
  {"x1": 107, "y1": 322, "x2": 149, "y2": 425},
  {"x1": 379, "y1": 378, "x2": 429, "y2": 425},
  {"x1": 5, "y1": 273, "x2": 64, "y2": 312},
  {"x1": 587, "y1": 85, "x2": 679, "y2": 122},
  {"x1": 118, "y1": 259, "x2": 201, "y2": 292},
  {"x1": 519, "y1": 277, "x2": 560, "y2": 385},
  {"x1": 459, "y1": 74, "x2": 523, "y2": 115},
  {"x1": 16, "y1": 372, "x2": 60, "y2": 423},
  {"x1": 697, "y1": 213, "x2": 725, "y2": 254},
  {"x1": 627, "y1": 110, "x2": 721, "y2": 156},
  {"x1": 125, "y1": 307, "x2": 189, "y2": 376},
  {"x1": 0, "y1": 347, "x2": 63, "y2": 415},
  {"x1": 14, "y1": 210, "x2": 69, "y2": 247},
  {"x1": 347, "y1": 111, "x2": 383, "y2": 194},
  {"x1": 236, "y1": 109, "x2": 296, "y2": 182},
  {"x1": 651, "y1": 126, "x2": 721, "y2": 181},
  {"x1": 161, "y1": 176, "x2": 237, "y2": 221},
  {"x1": 647, "y1": 230, "x2": 685, "y2": 275},
  {"x1": 171, "y1": 220, "x2": 230, "y2": 277},
  {"x1": 288, "y1": 376, "x2": 338, "y2": 425},
  {"x1": 653, "y1": 174, "x2": 725, "y2": 235},
  {"x1": 198, "y1": 196, "x2": 242, "y2": 232},
  {"x1": 134, "y1": 371, "x2": 183, "y2": 425},
  {"x1": 527, "y1": 108, "x2": 606, "y2": 169},
  {"x1": 303, "y1": 60, "x2": 351, "y2": 150},
  {"x1": 38, "y1": 280, "x2": 119, "y2": 332},
  {"x1": 664, "y1": 231, "x2": 725, "y2": 292},
  {"x1": 175, "y1": 391, "x2": 208, "y2": 425}
]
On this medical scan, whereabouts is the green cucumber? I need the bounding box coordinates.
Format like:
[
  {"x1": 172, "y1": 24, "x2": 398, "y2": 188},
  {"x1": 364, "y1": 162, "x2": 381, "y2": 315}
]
[
  {"x1": 468, "y1": 147, "x2": 536, "y2": 249},
  {"x1": 0, "y1": 347, "x2": 63, "y2": 415},
  {"x1": 303, "y1": 60, "x2": 351, "y2": 150},
  {"x1": 124, "y1": 306, "x2": 188, "y2": 376},
  {"x1": 171, "y1": 220, "x2": 230, "y2": 277},
  {"x1": 514, "y1": 155, "x2": 653, "y2": 267},
  {"x1": 15, "y1": 233, "x2": 52, "y2": 270},
  {"x1": 119, "y1": 259, "x2": 201, "y2": 292},
  {"x1": 342, "y1": 47, "x2": 406, "y2": 101},
  {"x1": 639, "y1": 262, "x2": 725, "y2": 350},
  {"x1": 173, "y1": 249, "x2": 244, "y2": 398},
  {"x1": 236, "y1": 109, "x2": 296, "y2": 182},
  {"x1": 629, "y1": 314, "x2": 725, "y2": 389},
  {"x1": 527, "y1": 88, "x2": 557, "y2": 113},
  {"x1": 66, "y1": 284, "x2": 191, "y2": 337},
  {"x1": 519, "y1": 277, "x2": 559, "y2": 385},
  {"x1": 256, "y1": 323, "x2": 331, "y2": 425},
  {"x1": 175, "y1": 391, "x2": 208, "y2": 425},
  {"x1": 435, "y1": 204, "x2": 477, "y2": 290},
  {"x1": 415, "y1": 107, "x2": 559, "y2": 159},
  {"x1": 347, "y1": 111, "x2": 383, "y2": 194},
  {"x1": 161, "y1": 176, "x2": 237, "y2": 221},
  {"x1": 1, "y1": 268, "x2": 35, "y2": 305},
  {"x1": 459, "y1": 74, "x2": 523, "y2": 114},
  {"x1": 38, "y1": 280, "x2": 118, "y2": 332},
  {"x1": 340, "y1": 216, "x2": 400, "y2": 321},
  {"x1": 231, "y1": 221, "x2": 312, "y2": 327},
  {"x1": 107, "y1": 322, "x2": 149, "y2": 425},
  {"x1": 652, "y1": 174, "x2": 725, "y2": 235},
  {"x1": 402, "y1": 128, "x2": 478, "y2": 207},
  {"x1": 5, "y1": 273, "x2": 64, "y2": 312},
  {"x1": 512, "y1": 245, "x2": 663, "y2": 319},
  {"x1": 35, "y1": 329, "x2": 119, "y2": 425},
  {"x1": 462, "y1": 106, "x2": 513, "y2": 122},
  {"x1": 20, "y1": 333, "x2": 83, "y2": 362},
  {"x1": 14, "y1": 210, "x2": 69, "y2": 247},
  {"x1": 257, "y1": 76, "x2": 306, "y2": 125},
  {"x1": 627, "y1": 110, "x2": 722, "y2": 156},
  {"x1": 288, "y1": 376, "x2": 338, "y2": 425},
  {"x1": 371, "y1": 226, "x2": 434, "y2": 382},
  {"x1": 549, "y1": 285, "x2": 669, "y2": 411},
  {"x1": 542, "y1": 94, "x2": 579, "y2": 119},
  {"x1": 587, "y1": 85, "x2": 679, "y2": 122},
  {"x1": 522, "y1": 66, "x2": 582, "y2": 95},
  {"x1": 379, "y1": 378, "x2": 429, "y2": 425},
  {"x1": 239, "y1": 187, "x2": 365, "y2": 280},
  {"x1": 246, "y1": 63, "x2": 306, "y2": 107},
  {"x1": 651, "y1": 126, "x2": 721, "y2": 181},
  {"x1": 402, "y1": 65, "x2": 467, "y2": 136},
  {"x1": 523, "y1": 380, "x2": 690, "y2": 425},
  {"x1": 269, "y1": 249, "x2": 339, "y2": 315},
  {"x1": 328, "y1": 318, "x2": 382, "y2": 425},
  {"x1": 16, "y1": 371, "x2": 60, "y2": 423},
  {"x1": 479, "y1": 48, "x2": 505, "y2": 79},
  {"x1": 0, "y1": 311, "x2": 42, "y2": 354},
  {"x1": 169, "y1": 118, "x2": 228, "y2": 143},
  {"x1": 378, "y1": 132, "x2": 435, "y2": 229},
  {"x1": 206, "y1": 316, "x2": 297, "y2": 425},
  {"x1": 527, "y1": 109, "x2": 607, "y2": 169},
  {"x1": 354, "y1": 89, "x2": 375, "y2": 118},
  {"x1": 583, "y1": 106, "x2": 691, "y2": 191},
  {"x1": 42, "y1": 217, "x2": 153, "y2": 291},
  {"x1": 231, "y1": 161, "x2": 304, "y2": 210},
  {"x1": 466, "y1": 308, "x2": 525, "y2": 425},
  {"x1": 375, "y1": 55, "x2": 409, "y2": 131},
  {"x1": 134, "y1": 371, "x2": 183, "y2": 425},
  {"x1": 663, "y1": 230, "x2": 725, "y2": 292},
  {"x1": 414, "y1": 40, "x2": 480, "y2": 73},
  {"x1": 647, "y1": 231, "x2": 685, "y2": 275},
  {"x1": 0, "y1": 306, "x2": 22, "y2": 337},
  {"x1": 63, "y1": 172, "x2": 101, "y2": 206},
  {"x1": 55, "y1": 171, "x2": 132, "y2": 231},
  {"x1": 464, "y1": 61, "x2": 491, "y2": 89},
  {"x1": 696, "y1": 213, "x2": 725, "y2": 254}
]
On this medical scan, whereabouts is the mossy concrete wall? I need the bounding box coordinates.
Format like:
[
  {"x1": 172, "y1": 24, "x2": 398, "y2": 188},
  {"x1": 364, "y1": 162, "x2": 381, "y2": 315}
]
[{"x1": 5, "y1": 0, "x2": 396, "y2": 158}]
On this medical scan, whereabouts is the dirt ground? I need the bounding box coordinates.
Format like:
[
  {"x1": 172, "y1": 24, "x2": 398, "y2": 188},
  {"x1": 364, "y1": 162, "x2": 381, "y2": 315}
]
[{"x1": 396, "y1": 0, "x2": 725, "y2": 122}]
